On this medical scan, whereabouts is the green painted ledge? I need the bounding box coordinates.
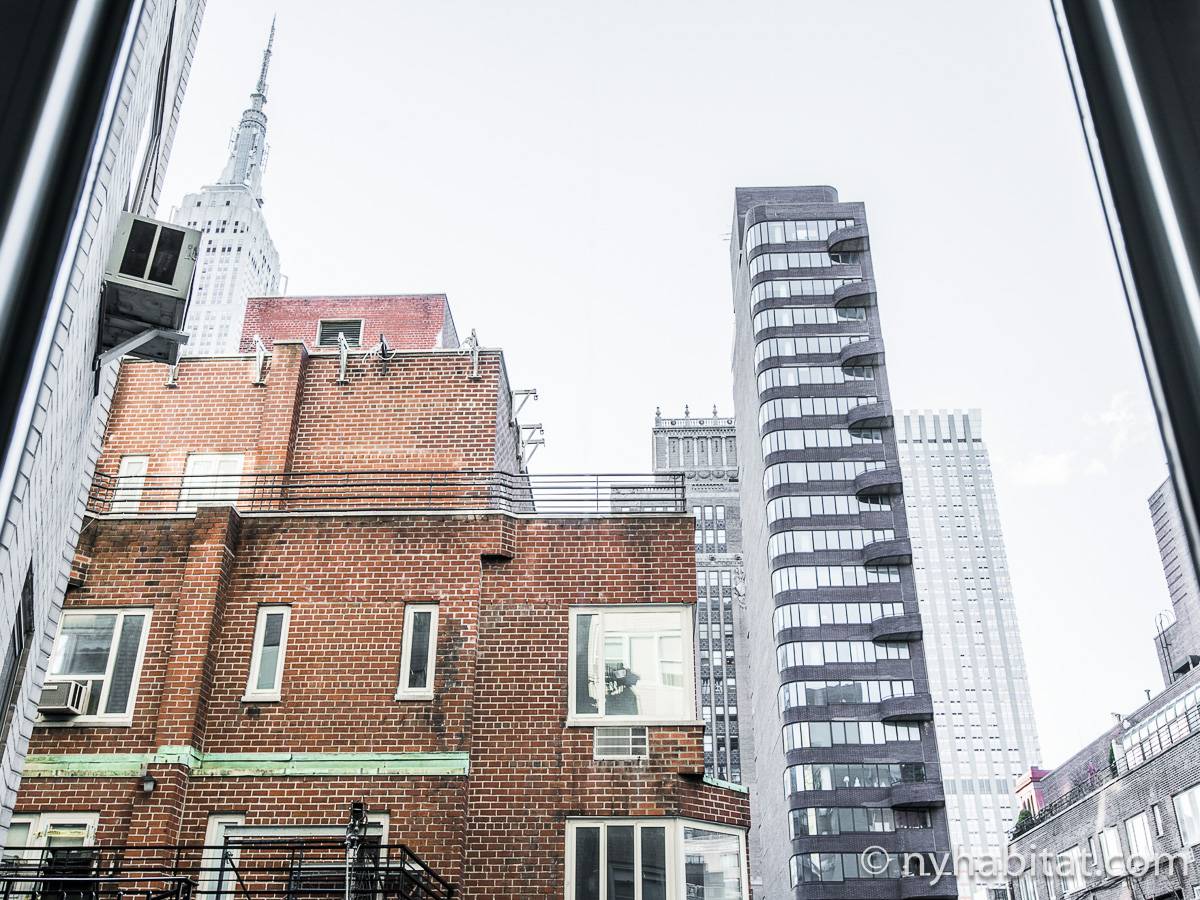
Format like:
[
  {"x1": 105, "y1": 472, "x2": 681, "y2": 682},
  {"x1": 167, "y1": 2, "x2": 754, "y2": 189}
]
[
  {"x1": 702, "y1": 775, "x2": 749, "y2": 794},
  {"x1": 23, "y1": 749, "x2": 469, "y2": 779}
]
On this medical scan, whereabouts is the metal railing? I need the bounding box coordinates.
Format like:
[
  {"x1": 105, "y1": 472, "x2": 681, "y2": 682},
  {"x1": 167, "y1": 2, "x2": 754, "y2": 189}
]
[
  {"x1": 0, "y1": 838, "x2": 455, "y2": 900},
  {"x1": 87, "y1": 471, "x2": 686, "y2": 517},
  {"x1": 1009, "y1": 765, "x2": 1116, "y2": 840}
]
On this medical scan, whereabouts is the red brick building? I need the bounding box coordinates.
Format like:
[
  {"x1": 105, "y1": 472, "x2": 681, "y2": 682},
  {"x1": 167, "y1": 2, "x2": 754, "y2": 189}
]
[{"x1": 12, "y1": 296, "x2": 750, "y2": 899}]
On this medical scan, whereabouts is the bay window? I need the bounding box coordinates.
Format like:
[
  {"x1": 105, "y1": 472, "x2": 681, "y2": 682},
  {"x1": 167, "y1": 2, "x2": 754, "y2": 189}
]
[
  {"x1": 570, "y1": 606, "x2": 693, "y2": 724},
  {"x1": 45, "y1": 609, "x2": 151, "y2": 723},
  {"x1": 566, "y1": 819, "x2": 747, "y2": 899}
]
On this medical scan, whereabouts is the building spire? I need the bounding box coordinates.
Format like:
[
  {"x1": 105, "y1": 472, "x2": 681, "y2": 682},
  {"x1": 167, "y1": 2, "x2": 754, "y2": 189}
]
[
  {"x1": 257, "y1": 16, "x2": 276, "y2": 97},
  {"x1": 218, "y1": 18, "x2": 277, "y2": 202}
]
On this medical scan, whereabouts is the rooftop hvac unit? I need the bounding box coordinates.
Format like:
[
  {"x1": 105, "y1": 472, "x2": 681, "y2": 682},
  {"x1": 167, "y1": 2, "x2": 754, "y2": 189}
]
[
  {"x1": 99, "y1": 213, "x2": 200, "y2": 366},
  {"x1": 37, "y1": 679, "x2": 89, "y2": 717}
]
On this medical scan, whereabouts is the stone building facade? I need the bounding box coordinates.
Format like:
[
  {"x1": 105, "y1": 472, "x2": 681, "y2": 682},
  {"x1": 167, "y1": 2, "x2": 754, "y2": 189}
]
[
  {"x1": 1149, "y1": 477, "x2": 1200, "y2": 685},
  {"x1": 12, "y1": 296, "x2": 750, "y2": 898},
  {"x1": 0, "y1": 0, "x2": 204, "y2": 831},
  {"x1": 1008, "y1": 667, "x2": 1200, "y2": 900},
  {"x1": 652, "y1": 409, "x2": 749, "y2": 785}
]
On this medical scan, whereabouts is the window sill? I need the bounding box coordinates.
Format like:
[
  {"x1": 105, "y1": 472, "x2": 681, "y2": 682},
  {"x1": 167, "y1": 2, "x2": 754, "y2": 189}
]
[
  {"x1": 241, "y1": 695, "x2": 281, "y2": 704},
  {"x1": 566, "y1": 718, "x2": 705, "y2": 728},
  {"x1": 36, "y1": 716, "x2": 133, "y2": 728},
  {"x1": 394, "y1": 692, "x2": 435, "y2": 702}
]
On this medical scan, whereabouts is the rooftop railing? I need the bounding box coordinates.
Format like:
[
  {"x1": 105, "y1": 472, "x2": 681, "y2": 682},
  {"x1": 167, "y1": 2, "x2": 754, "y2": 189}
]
[
  {"x1": 87, "y1": 470, "x2": 686, "y2": 517},
  {"x1": 0, "y1": 837, "x2": 456, "y2": 900}
]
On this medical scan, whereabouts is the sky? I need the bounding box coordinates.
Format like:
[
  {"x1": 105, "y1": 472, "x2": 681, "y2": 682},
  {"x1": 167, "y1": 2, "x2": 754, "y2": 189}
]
[{"x1": 161, "y1": 0, "x2": 1171, "y2": 767}]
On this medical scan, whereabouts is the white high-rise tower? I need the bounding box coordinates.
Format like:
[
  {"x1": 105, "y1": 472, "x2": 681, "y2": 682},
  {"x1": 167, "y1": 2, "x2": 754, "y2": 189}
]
[
  {"x1": 173, "y1": 21, "x2": 282, "y2": 356},
  {"x1": 897, "y1": 409, "x2": 1041, "y2": 900}
]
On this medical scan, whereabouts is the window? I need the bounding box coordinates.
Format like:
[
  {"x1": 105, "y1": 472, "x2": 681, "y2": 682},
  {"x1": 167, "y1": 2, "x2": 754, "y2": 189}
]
[
  {"x1": 1175, "y1": 784, "x2": 1200, "y2": 846},
  {"x1": 570, "y1": 606, "x2": 693, "y2": 724},
  {"x1": 45, "y1": 609, "x2": 151, "y2": 723},
  {"x1": 396, "y1": 604, "x2": 438, "y2": 700},
  {"x1": 1153, "y1": 804, "x2": 1165, "y2": 837},
  {"x1": 111, "y1": 455, "x2": 149, "y2": 513},
  {"x1": 566, "y1": 818, "x2": 747, "y2": 900},
  {"x1": 5, "y1": 812, "x2": 98, "y2": 867},
  {"x1": 245, "y1": 606, "x2": 290, "y2": 701},
  {"x1": 1098, "y1": 825, "x2": 1123, "y2": 874},
  {"x1": 0, "y1": 570, "x2": 35, "y2": 743},
  {"x1": 178, "y1": 453, "x2": 243, "y2": 511},
  {"x1": 1057, "y1": 846, "x2": 1083, "y2": 894},
  {"x1": 316, "y1": 319, "x2": 363, "y2": 347},
  {"x1": 1125, "y1": 812, "x2": 1152, "y2": 863}
]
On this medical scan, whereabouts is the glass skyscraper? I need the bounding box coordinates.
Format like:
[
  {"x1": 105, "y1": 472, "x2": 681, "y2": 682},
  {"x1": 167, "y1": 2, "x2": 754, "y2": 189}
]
[
  {"x1": 729, "y1": 186, "x2": 954, "y2": 898},
  {"x1": 898, "y1": 409, "x2": 1041, "y2": 900}
]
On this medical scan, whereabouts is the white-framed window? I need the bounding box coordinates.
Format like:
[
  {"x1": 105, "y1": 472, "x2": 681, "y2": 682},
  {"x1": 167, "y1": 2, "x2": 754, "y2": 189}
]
[
  {"x1": 1175, "y1": 783, "x2": 1200, "y2": 846},
  {"x1": 244, "y1": 606, "x2": 290, "y2": 702},
  {"x1": 569, "y1": 606, "x2": 694, "y2": 725},
  {"x1": 111, "y1": 455, "x2": 149, "y2": 513},
  {"x1": 1153, "y1": 804, "x2": 1165, "y2": 837},
  {"x1": 396, "y1": 604, "x2": 438, "y2": 700},
  {"x1": 45, "y1": 609, "x2": 151, "y2": 724},
  {"x1": 1125, "y1": 812, "x2": 1152, "y2": 863},
  {"x1": 178, "y1": 453, "x2": 244, "y2": 511},
  {"x1": 1057, "y1": 846, "x2": 1083, "y2": 894},
  {"x1": 4, "y1": 812, "x2": 98, "y2": 863},
  {"x1": 1098, "y1": 825, "x2": 1123, "y2": 874},
  {"x1": 566, "y1": 818, "x2": 748, "y2": 900}
]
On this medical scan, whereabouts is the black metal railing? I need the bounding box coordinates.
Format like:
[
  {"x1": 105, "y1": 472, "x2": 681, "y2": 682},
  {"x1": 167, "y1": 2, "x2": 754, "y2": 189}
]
[
  {"x1": 0, "y1": 839, "x2": 456, "y2": 900},
  {"x1": 1009, "y1": 766, "x2": 1116, "y2": 839},
  {"x1": 86, "y1": 470, "x2": 686, "y2": 517}
]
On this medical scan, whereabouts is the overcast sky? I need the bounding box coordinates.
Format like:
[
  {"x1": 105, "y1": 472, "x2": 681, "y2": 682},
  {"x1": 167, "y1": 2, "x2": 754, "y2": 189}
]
[{"x1": 161, "y1": 0, "x2": 1172, "y2": 767}]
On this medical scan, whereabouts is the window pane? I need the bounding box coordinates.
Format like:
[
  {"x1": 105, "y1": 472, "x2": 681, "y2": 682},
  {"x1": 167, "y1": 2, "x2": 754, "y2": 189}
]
[
  {"x1": 256, "y1": 612, "x2": 285, "y2": 691},
  {"x1": 683, "y1": 827, "x2": 743, "y2": 898},
  {"x1": 104, "y1": 614, "x2": 145, "y2": 714},
  {"x1": 607, "y1": 825, "x2": 635, "y2": 900},
  {"x1": 641, "y1": 826, "x2": 667, "y2": 900},
  {"x1": 407, "y1": 611, "x2": 432, "y2": 689},
  {"x1": 575, "y1": 614, "x2": 599, "y2": 714},
  {"x1": 602, "y1": 611, "x2": 685, "y2": 719},
  {"x1": 51, "y1": 615, "x2": 116, "y2": 676},
  {"x1": 574, "y1": 827, "x2": 600, "y2": 900}
]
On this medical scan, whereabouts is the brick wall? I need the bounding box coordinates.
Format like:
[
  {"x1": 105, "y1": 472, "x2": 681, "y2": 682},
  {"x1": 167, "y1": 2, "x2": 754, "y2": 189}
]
[
  {"x1": 20, "y1": 510, "x2": 749, "y2": 896},
  {"x1": 96, "y1": 347, "x2": 513, "y2": 497},
  {"x1": 238, "y1": 295, "x2": 458, "y2": 353}
]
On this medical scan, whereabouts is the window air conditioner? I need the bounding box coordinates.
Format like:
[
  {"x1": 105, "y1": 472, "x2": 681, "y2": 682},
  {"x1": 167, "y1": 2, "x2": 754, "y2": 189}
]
[
  {"x1": 99, "y1": 213, "x2": 201, "y2": 365},
  {"x1": 37, "y1": 680, "x2": 89, "y2": 717}
]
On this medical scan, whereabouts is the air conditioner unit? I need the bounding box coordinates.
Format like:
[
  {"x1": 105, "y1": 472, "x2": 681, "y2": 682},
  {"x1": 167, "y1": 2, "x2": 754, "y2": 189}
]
[
  {"x1": 37, "y1": 680, "x2": 89, "y2": 717},
  {"x1": 99, "y1": 212, "x2": 200, "y2": 365},
  {"x1": 593, "y1": 726, "x2": 649, "y2": 760}
]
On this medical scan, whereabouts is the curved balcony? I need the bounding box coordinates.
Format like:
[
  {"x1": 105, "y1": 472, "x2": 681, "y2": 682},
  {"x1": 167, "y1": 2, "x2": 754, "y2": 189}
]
[
  {"x1": 847, "y1": 400, "x2": 893, "y2": 430},
  {"x1": 827, "y1": 223, "x2": 869, "y2": 253},
  {"x1": 833, "y1": 279, "x2": 877, "y2": 308},
  {"x1": 890, "y1": 781, "x2": 946, "y2": 809},
  {"x1": 900, "y1": 874, "x2": 958, "y2": 899},
  {"x1": 880, "y1": 693, "x2": 935, "y2": 723},
  {"x1": 863, "y1": 537, "x2": 912, "y2": 566},
  {"x1": 840, "y1": 338, "x2": 884, "y2": 369},
  {"x1": 854, "y1": 467, "x2": 904, "y2": 497},
  {"x1": 870, "y1": 612, "x2": 923, "y2": 642}
]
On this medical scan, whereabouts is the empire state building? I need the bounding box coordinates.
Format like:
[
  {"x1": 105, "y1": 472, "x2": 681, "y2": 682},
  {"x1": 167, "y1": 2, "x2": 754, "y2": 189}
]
[{"x1": 173, "y1": 21, "x2": 282, "y2": 356}]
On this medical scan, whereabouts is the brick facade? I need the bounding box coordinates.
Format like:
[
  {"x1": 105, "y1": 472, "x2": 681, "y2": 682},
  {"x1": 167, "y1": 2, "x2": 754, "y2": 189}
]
[
  {"x1": 17, "y1": 330, "x2": 749, "y2": 897},
  {"x1": 238, "y1": 295, "x2": 459, "y2": 353}
]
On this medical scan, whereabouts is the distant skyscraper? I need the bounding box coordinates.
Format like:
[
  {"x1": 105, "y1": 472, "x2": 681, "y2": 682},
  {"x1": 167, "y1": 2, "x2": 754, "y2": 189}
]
[
  {"x1": 897, "y1": 409, "x2": 1041, "y2": 900},
  {"x1": 173, "y1": 22, "x2": 282, "y2": 356},
  {"x1": 652, "y1": 408, "x2": 747, "y2": 784},
  {"x1": 730, "y1": 186, "x2": 954, "y2": 898},
  {"x1": 1149, "y1": 476, "x2": 1200, "y2": 683}
]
